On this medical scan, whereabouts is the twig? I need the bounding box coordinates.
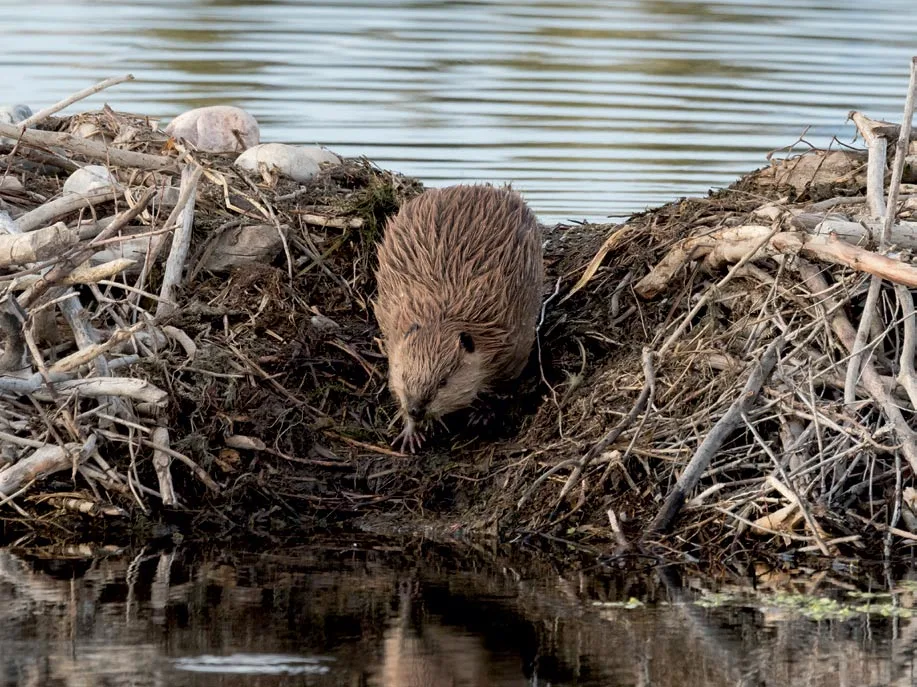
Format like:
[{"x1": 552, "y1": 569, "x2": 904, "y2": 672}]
[
  {"x1": 647, "y1": 335, "x2": 784, "y2": 535},
  {"x1": 156, "y1": 164, "x2": 202, "y2": 317},
  {"x1": 18, "y1": 74, "x2": 135, "y2": 129},
  {"x1": 556, "y1": 348, "x2": 654, "y2": 502},
  {"x1": 742, "y1": 413, "x2": 830, "y2": 555},
  {"x1": 799, "y1": 261, "x2": 917, "y2": 472}
]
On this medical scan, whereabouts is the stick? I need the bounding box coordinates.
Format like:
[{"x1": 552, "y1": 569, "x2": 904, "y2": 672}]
[
  {"x1": 845, "y1": 58, "x2": 917, "y2": 406},
  {"x1": 151, "y1": 427, "x2": 177, "y2": 506},
  {"x1": 16, "y1": 188, "x2": 118, "y2": 233},
  {"x1": 881, "y1": 57, "x2": 917, "y2": 244},
  {"x1": 31, "y1": 377, "x2": 168, "y2": 406},
  {"x1": 896, "y1": 284, "x2": 917, "y2": 408},
  {"x1": 646, "y1": 335, "x2": 784, "y2": 535},
  {"x1": 850, "y1": 111, "x2": 888, "y2": 217},
  {"x1": 20, "y1": 187, "x2": 155, "y2": 309},
  {"x1": 133, "y1": 165, "x2": 201, "y2": 301},
  {"x1": 799, "y1": 262, "x2": 917, "y2": 473},
  {"x1": 636, "y1": 226, "x2": 917, "y2": 299},
  {"x1": 156, "y1": 164, "x2": 202, "y2": 317},
  {"x1": 17, "y1": 74, "x2": 135, "y2": 129},
  {"x1": 655, "y1": 225, "x2": 780, "y2": 356},
  {"x1": 49, "y1": 321, "x2": 146, "y2": 374},
  {"x1": 558, "y1": 348, "x2": 654, "y2": 501},
  {"x1": 0, "y1": 120, "x2": 175, "y2": 172},
  {"x1": 0, "y1": 222, "x2": 78, "y2": 267},
  {"x1": 0, "y1": 441, "x2": 87, "y2": 496}
]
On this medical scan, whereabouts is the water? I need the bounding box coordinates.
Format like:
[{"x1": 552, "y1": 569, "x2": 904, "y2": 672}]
[
  {"x1": 1, "y1": 543, "x2": 915, "y2": 686},
  {"x1": 2, "y1": 0, "x2": 916, "y2": 223}
]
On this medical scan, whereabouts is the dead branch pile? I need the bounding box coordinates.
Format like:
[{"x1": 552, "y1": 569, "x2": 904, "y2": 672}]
[{"x1": 4, "y1": 68, "x2": 917, "y2": 566}]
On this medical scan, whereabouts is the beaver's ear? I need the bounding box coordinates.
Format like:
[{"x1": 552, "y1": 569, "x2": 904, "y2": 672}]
[{"x1": 459, "y1": 331, "x2": 475, "y2": 353}]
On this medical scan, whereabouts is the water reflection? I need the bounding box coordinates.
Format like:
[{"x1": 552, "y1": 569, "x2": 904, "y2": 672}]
[
  {"x1": 2, "y1": 0, "x2": 916, "y2": 222},
  {"x1": 0, "y1": 543, "x2": 916, "y2": 685}
]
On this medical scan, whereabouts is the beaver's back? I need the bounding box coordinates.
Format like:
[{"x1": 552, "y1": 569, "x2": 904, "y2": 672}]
[{"x1": 375, "y1": 184, "x2": 543, "y2": 381}]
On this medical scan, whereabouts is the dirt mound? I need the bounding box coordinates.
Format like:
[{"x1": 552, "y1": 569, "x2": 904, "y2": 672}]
[{"x1": 1, "y1": 100, "x2": 916, "y2": 568}]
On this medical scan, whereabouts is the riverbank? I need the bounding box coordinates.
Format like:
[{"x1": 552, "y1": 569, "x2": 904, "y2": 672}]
[{"x1": 1, "y1": 78, "x2": 916, "y2": 569}]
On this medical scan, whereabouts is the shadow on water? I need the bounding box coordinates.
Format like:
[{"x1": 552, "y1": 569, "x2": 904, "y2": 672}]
[{"x1": 1, "y1": 540, "x2": 916, "y2": 685}]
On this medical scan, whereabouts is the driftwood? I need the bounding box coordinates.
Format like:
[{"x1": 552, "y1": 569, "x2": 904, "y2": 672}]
[
  {"x1": 0, "y1": 120, "x2": 174, "y2": 172},
  {"x1": 635, "y1": 226, "x2": 917, "y2": 298}
]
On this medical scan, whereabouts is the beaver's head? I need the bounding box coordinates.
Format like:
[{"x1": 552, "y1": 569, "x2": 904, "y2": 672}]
[{"x1": 387, "y1": 320, "x2": 492, "y2": 422}]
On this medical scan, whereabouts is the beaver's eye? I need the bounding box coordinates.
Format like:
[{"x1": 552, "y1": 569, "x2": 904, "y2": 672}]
[
  {"x1": 459, "y1": 331, "x2": 475, "y2": 353},
  {"x1": 438, "y1": 377, "x2": 448, "y2": 389}
]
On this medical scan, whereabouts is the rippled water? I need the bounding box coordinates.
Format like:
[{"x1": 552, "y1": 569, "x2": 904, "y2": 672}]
[
  {"x1": 1, "y1": 544, "x2": 916, "y2": 686},
  {"x1": 2, "y1": 0, "x2": 916, "y2": 222}
]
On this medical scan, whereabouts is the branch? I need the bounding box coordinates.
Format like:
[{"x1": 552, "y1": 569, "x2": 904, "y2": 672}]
[
  {"x1": 17, "y1": 74, "x2": 135, "y2": 129},
  {"x1": 0, "y1": 120, "x2": 175, "y2": 172}
]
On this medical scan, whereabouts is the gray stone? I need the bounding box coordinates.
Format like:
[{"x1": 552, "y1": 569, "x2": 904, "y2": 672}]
[
  {"x1": 202, "y1": 223, "x2": 284, "y2": 273},
  {"x1": 0, "y1": 104, "x2": 32, "y2": 144}
]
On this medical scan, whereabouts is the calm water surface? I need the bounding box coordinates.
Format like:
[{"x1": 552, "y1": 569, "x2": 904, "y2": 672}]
[
  {"x1": 1, "y1": 543, "x2": 916, "y2": 686},
  {"x1": 2, "y1": 0, "x2": 917, "y2": 222}
]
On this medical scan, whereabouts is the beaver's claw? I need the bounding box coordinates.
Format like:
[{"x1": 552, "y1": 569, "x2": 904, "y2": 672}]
[{"x1": 393, "y1": 418, "x2": 426, "y2": 454}]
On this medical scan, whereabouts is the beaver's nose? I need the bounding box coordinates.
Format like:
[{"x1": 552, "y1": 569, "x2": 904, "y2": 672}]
[{"x1": 407, "y1": 404, "x2": 425, "y2": 421}]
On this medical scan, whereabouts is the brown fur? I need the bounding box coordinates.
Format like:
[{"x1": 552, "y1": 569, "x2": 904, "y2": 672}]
[{"x1": 373, "y1": 184, "x2": 544, "y2": 451}]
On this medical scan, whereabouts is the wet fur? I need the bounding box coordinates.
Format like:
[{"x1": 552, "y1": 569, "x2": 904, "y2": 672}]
[{"x1": 374, "y1": 184, "x2": 544, "y2": 449}]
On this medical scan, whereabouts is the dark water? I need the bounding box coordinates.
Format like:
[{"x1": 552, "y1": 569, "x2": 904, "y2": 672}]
[
  {"x1": 1, "y1": 542, "x2": 916, "y2": 686},
  {"x1": 3, "y1": 0, "x2": 917, "y2": 222}
]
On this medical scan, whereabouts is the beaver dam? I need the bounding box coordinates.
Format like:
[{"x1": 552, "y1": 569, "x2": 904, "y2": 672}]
[{"x1": 4, "y1": 74, "x2": 917, "y2": 569}]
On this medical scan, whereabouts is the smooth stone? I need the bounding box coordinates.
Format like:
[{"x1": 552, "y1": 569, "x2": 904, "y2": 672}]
[
  {"x1": 202, "y1": 224, "x2": 284, "y2": 273},
  {"x1": 63, "y1": 165, "x2": 120, "y2": 196},
  {"x1": 0, "y1": 104, "x2": 33, "y2": 145},
  {"x1": 234, "y1": 143, "x2": 341, "y2": 183},
  {"x1": 0, "y1": 104, "x2": 32, "y2": 125},
  {"x1": 165, "y1": 105, "x2": 260, "y2": 153},
  {"x1": 152, "y1": 186, "x2": 181, "y2": 210}
]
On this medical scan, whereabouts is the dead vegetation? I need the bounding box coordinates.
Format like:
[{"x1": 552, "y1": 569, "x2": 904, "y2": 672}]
[{"x1": 2, "y1": 71, "x2": 917, "y2": 567}]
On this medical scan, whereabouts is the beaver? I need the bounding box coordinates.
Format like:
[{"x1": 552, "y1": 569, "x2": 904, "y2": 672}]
[{"x1": 373, "y1": 184, "x2": 544, "y2": 452}]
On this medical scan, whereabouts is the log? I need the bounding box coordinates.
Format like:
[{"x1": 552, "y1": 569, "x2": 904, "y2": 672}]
[
  {"x1": 0, "y1": 222, "x2": 78, "y2": 268},
  {"x1": 0, "y1": 120, "x2": 175, "y2": 172},
  {"x1": 635, "y1": 225, "x2": 917, "y2": 298}
]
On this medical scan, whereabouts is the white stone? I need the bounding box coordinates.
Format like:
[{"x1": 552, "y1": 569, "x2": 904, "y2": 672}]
[
  {"x1": 165, "y1": 105, "x2": 259, "y2": 153},
  {"x1": 63, "y1": 165, "x2": 120, "y2": 196},
  {"x1": 234, "y1": 143, "x2": 341, "y2": 183}
]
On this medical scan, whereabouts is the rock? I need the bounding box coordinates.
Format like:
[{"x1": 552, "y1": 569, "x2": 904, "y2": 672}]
[
  {"x1": 165, "y1": 105, "x2": 259, "y2": 153},
  {"x1": 234, "y1": 143, "x2": 341, "y2": 183},
  {"x1": 0, "y1": 177, "x2": 23, "y2": 192},
  {"x1": 152, "y1": 186, "x2": 181, "y2": 211},
  {"x1": 63, "y1": 165, "x2": 120, "y2": 196},
  {"x1": 0, "y1": 104, "x2": 32, "y2": 144},
  {"x1": 0, "y1": 104, "x2": 32, "y2": 126},
  {"x1": 310, "y1": 314, "x2": 340, "y2": 334},
  {"x1": 201, "y1": 224, "x2": 284, "y2": 273}
]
